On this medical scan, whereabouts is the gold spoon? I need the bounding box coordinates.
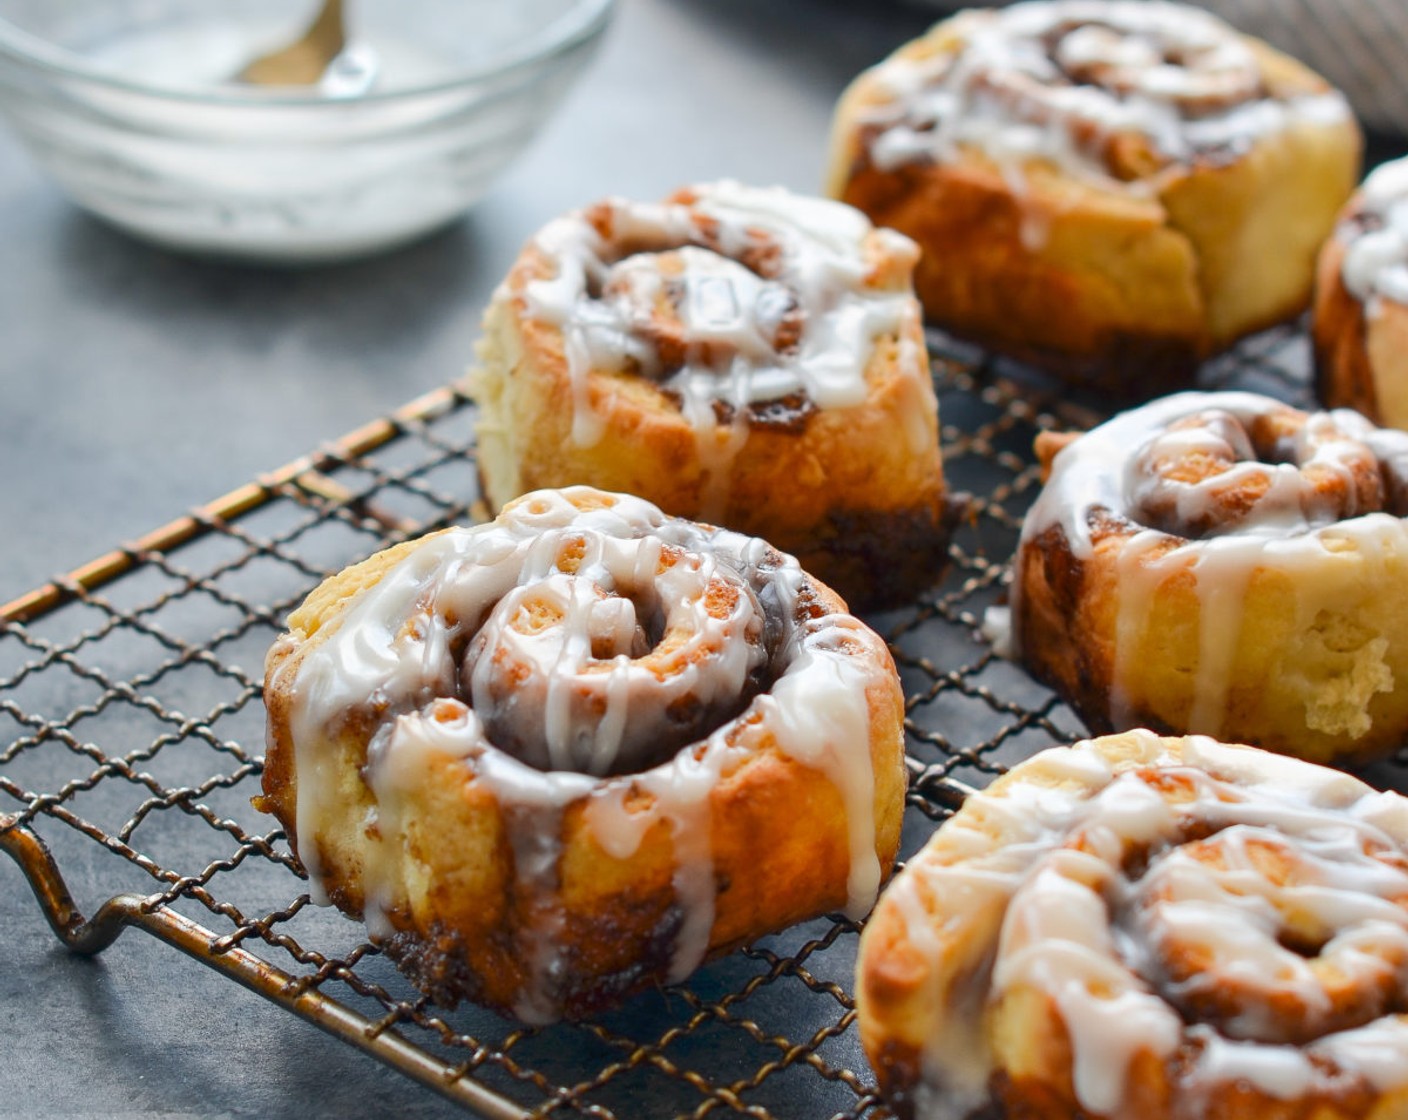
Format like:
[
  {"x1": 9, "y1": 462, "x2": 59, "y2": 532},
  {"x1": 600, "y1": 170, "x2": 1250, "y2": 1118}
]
[{"x1": 236, "y1": 0, "x2": 347, "y2": 86}]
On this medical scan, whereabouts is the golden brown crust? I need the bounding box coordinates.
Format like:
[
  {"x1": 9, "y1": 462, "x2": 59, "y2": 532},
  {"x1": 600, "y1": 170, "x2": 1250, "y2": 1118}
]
[
  {"x1": 1012, "y1": 400, "x2": 1408, "y2": 764},
  {"x1": 836, "y1": 156, "x2": 1209, "y2": 393},
  {"x1": 826, "y1": 11, "x2": 1363, "y2": 391},
  {"x1": 1315, "y1": 210, "x2": 1408, "y2": 433},
  {"x1": 857, "y1": 731, "x2": 1408, "y2": 1120},
  {"x1": 260, "y1": 500, "x2": 908, "y2": 1021},
  {"x1": 1034, "y1": 530, "x2": 1368, "y2": 762},
  {"x1": 469, "y1": 188, "x2": 953, "y2": 611},
  {"x1": 1017, "y1": 509, "x2": 1408, "y2": 765},
  {"x1": 1315, "y1": 233, "x2": 1380, "y2": 420}
]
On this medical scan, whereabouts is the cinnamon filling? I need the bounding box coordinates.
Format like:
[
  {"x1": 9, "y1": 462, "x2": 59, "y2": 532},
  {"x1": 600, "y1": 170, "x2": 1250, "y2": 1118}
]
[
  {"x1": 855, "y1": 1, "x2": 1347, "y2": 184},
  {"x1": 462, "y1": 555, "x2": 777, "y2": 777},
  {"x1": 1129, "y1": 406, "x2": 1400, "y2": 538},
  {"x1": 597, "y1": 246, "x2": 807, "y2": 395},
  {"x1": 880, "y1": 734, "x2": 1408, "y2": 1115}
]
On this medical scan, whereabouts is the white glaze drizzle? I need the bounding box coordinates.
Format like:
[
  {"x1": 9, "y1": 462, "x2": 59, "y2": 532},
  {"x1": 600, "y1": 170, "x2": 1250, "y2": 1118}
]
[
  {"x1": 1340, "y1": 156, "x2": 1408, "y2": 313},
  {"x1": 858, "y1": 0, "x2": 1349, "y2": 196},
  {"x1": 271, "y1": 487, "x2": 892, "y2": 1022},
  {"x1": 883, "y1": 732, "x2": 1408, "y2": 1119},
  {"x1": 519, "y1": 182, "x2": 920, "y2": 518},
  {"x1": 1011, "y1": 392, "x2": 1408, "y2": 737}
]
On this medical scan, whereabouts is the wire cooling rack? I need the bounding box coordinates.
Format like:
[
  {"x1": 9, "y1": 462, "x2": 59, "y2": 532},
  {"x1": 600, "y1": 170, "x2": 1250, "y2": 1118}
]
[{"x1": 0, "y1": 322, "x2": 1351, "y2": 1119}]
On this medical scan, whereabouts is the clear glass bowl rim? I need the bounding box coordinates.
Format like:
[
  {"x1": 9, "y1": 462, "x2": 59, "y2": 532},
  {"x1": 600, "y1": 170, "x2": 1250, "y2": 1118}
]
[{"x1": 0, "y1": 0, "x2": 615, "y2": 106}]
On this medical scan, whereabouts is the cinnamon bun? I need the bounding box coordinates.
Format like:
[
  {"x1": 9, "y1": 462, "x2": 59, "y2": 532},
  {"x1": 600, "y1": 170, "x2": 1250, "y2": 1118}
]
[
  {"x1": 1316, "y1": 157, "x2": 1408, "y2": 430},
  {"x1": 826, "y1": 0, "x2": 1362, "y2": 390},
  {"x1": 858, "y1": 730, "x2": 1408, "y2": 1120},
  {"x1": 1007, "y1": 391, "x2": 1408, "y2": 764},
  {"x1": 468, "y1": 181, "x2": 952, "y2": 611},
  {"x1": 258, "y1": 487, "x2": 907, "y2": 1022}
]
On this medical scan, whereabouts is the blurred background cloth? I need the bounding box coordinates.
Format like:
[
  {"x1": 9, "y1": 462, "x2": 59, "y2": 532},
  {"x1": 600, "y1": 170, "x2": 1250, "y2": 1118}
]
[
  {"x1": 1199, "y1": 0, "x2": 1408, "y2": 135},
  {"x1": 904, "y1": 0, "x2": 1408, "y2": 136}
]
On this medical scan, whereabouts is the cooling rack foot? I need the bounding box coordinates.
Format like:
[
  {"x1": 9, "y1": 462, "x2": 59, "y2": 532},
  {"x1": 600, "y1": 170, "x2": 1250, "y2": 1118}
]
[
  {"x1": 0, "y1": 816, "x2": 141, "y2": 955},
  {"x1": 0, "y1": 814, "x2": 532, "y2": 1117}
]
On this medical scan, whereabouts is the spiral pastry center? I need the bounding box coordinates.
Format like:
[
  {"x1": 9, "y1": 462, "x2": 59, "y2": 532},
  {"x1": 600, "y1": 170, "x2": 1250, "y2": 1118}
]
[
  {"x1": 465, "y1": 540, "x2": 768, "y2": 776},
  {"x1": 860, "y1": 0, "x2": 1348, "y2": 183},
  {"x1": 1132, "y1": 823, "x2": 1408, "y2": 1044},
  {"x1": 887, "y1": 735, "x2": 1408, "y2": 1117},
  {"x1": 1024, "y1": 766, "x2": 1408, "y2": 1060},
  {"x1": 522, "y1": 181, "x2": 917, "y2": 447},
  {"x1": 277, "y1": 490, "x2": 811, "y2": 784},
  {"x1": 1047, "y1": 18, "x2": 1262, "y2": 116},
  {"x1": 1127, "y1": 406, "x2": 1394, "y2": 538},
  {"x1": 599, "y1": 247, "x2": 804, "y2": 382}
]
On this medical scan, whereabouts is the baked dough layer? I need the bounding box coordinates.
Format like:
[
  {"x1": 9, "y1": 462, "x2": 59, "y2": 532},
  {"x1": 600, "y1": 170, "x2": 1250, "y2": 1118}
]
[
  {"x1": 1010, "y1": 391, "x2": 1408, "y2": 764},
  {"x1": 260, "y1": 487, "x2": 908, "y2": 1022},
  {"x1": 1316, "y1": 157, "x2": 1408, "y2": 431},
  {"x1": 859, "y1": 730, "x2": 1408, "y2": 1120},
  {"x1": 826, "y1": 2, "x2": 1362, "y2": 391},
  {"x1": 470, "y1": 182, "x2": 952, "y2": 610}
]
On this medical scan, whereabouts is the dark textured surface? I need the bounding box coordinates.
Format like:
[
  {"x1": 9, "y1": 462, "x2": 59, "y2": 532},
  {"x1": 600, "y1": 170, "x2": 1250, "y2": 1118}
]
[{"x1": 0, "y1": 1, "x2": 934, "y2": 1116}]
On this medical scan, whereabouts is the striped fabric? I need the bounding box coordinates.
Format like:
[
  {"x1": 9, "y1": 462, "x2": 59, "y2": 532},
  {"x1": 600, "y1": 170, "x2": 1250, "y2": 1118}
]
[
  {"x1": 1212, "y1": 0, "x2": 1408, "y2": 134},
  {"x1": 904, "y1": 1, "x2": 1408, "y2": 134}
]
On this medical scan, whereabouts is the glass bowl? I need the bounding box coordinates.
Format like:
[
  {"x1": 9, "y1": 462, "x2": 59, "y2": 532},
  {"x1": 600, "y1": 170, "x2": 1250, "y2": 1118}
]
[{"x1": 0, "y1": 0, "x2": 614, "y2": 263}]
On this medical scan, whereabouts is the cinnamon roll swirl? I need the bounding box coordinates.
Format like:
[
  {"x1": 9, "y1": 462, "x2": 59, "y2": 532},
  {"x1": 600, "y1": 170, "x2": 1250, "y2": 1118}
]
[
  {"x1": 826, "y1": 0, "x2": 1362, "y2": 390},
  {"x1": 1008, "y1": 391, "x2": 1408, "y2": 763},
  {"x1": 1316, "y1": 157, "x2": 1408, "y2": 431},
  {"x1": 468, "y1": 181, "x2": 952, "y2": 611},
  {"x1": 858, "y1": 730, "x2": 1408, "y2": 1120},
  {"x1": 259, "y1": 487, "x2": 907, "y2": 1022}
]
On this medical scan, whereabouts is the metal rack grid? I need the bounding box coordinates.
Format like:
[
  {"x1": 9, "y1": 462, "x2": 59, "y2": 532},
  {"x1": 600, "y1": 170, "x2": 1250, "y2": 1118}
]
[{"x1": 0, "y1": 322, "x2": 1363, "y2": 1119}]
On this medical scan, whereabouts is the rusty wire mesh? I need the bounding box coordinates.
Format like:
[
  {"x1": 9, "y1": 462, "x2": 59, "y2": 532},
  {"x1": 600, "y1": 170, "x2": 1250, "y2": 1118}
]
[{"x1": 0, "y1": 321, "x2": 1357, "y2": 1119}]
